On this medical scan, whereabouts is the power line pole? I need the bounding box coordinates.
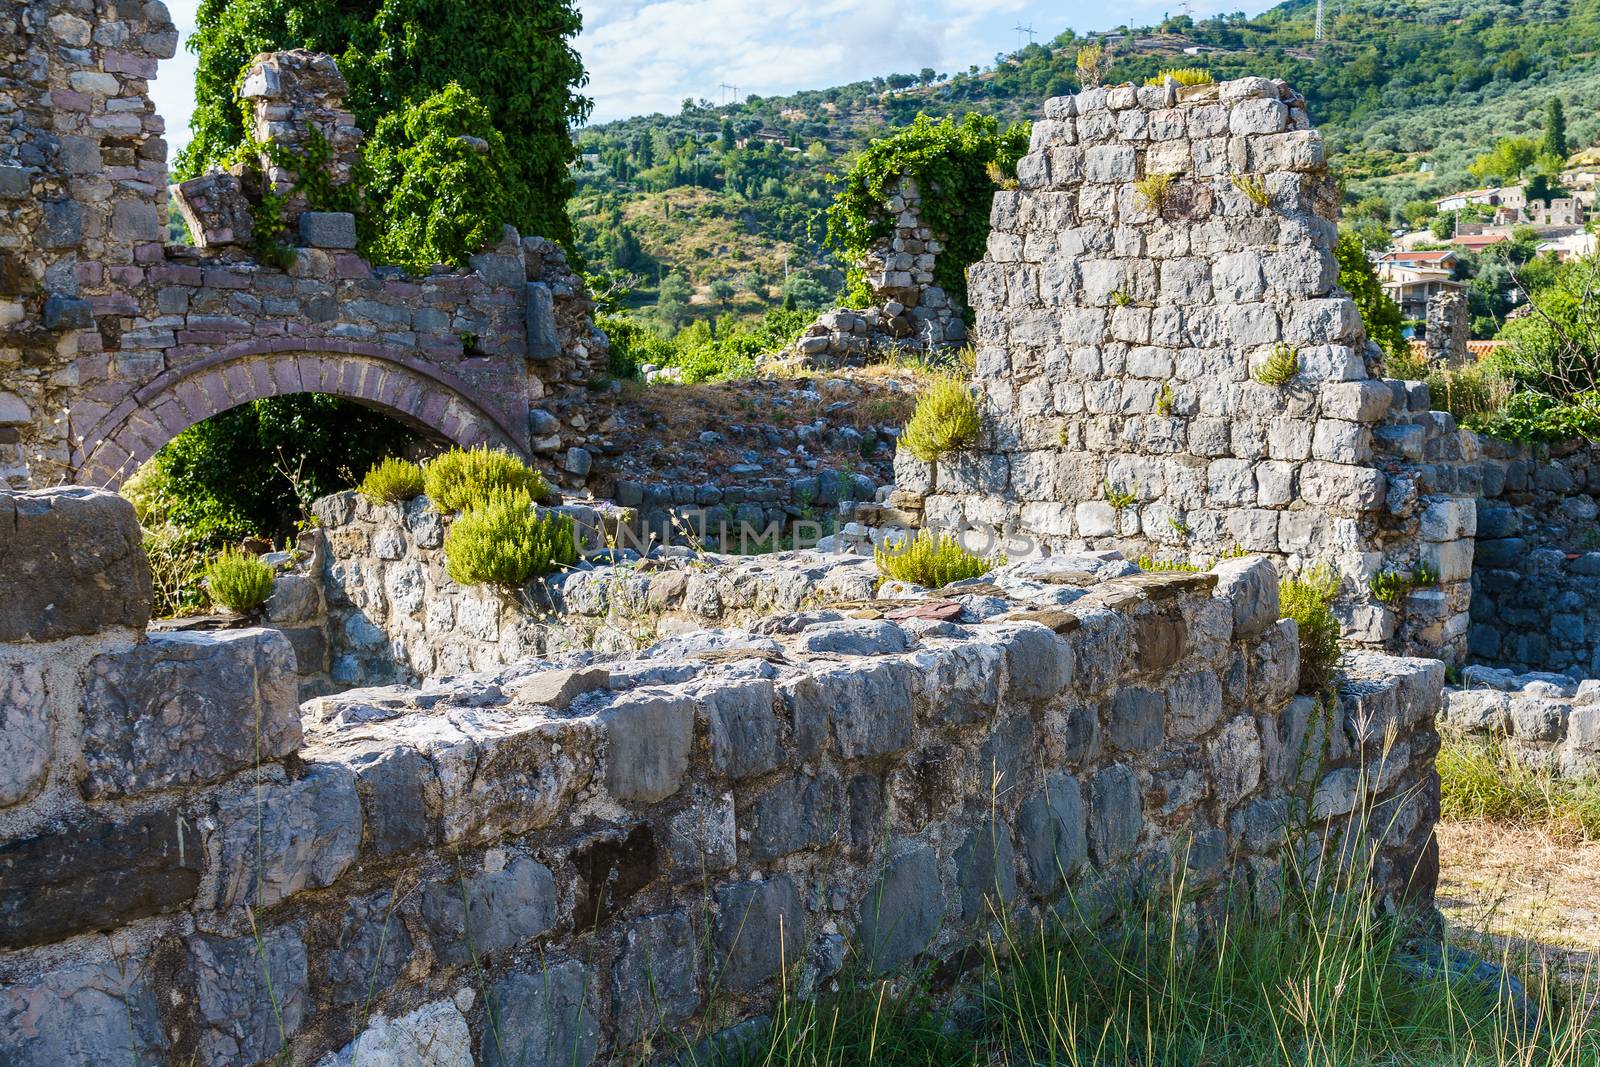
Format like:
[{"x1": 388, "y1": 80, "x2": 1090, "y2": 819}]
[
  {"x1": 718, "y1": 81, "x2": 739, "y2": 106},
  {"x1": 1013, "y1": 22, "x2": 1036, "y2": 51},
  {"x1": 1314, "y1": 0, "x2": 1325, "y2": 42}
]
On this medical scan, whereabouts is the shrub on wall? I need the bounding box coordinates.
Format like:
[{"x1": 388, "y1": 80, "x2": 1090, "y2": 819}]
[
  {"x1": 824, "y1": 113, "x2": 1030, "y2": 312},
  {"x1": 358, "y1": 457, "x2": 426, "y2": 505},
  {"x1": 424, "y1": 446, "x2": 552, "y2": 513},
  {"x1": 1279, "y1": 564, "x2": 1343, "y2": 694},
  {"x1": 366, "y1": 84, "x2": 514, "y2": 272},
  {"x1": 876, "y1": 529, "x2": 998, "y2": 588},
  {"x1": 204, "y1": 548, "x2": 276, "y2": 613},
  {"x1": 901, "y1": 376, "x2": 982, "y2": 463},
  {"x1": 444, "y1": 488, "x2": 577, "y2": 586}
]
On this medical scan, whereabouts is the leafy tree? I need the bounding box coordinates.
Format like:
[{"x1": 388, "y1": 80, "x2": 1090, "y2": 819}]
[
  {"x1": 720, "y1": 119, "x2": 736, "y2": 152},
  {"x1": 179, "y1": 0, "x2": 589, "y2": 248},
  {"x1": 1467, "y1": 136, "x2": 1538, "y2": 185},
  {"x1": 366, "y1": 84, "x2": 512, "y2": 271},
  {"x1": 1542, "y1": 97, "x2": 1569, "y2": 161},
  {"x1": 1334, "y1": 230, "x2": 1408, "y2": 365},
  {"x1": 1525, "y1": 172, "x2": 1568, "y2": 206},
  {"x1": 656, "y1": 272, "x2": 693, "y2": 330},
  {"x1": 709, "y1": 277, "x2": 737, "y2": 309}
]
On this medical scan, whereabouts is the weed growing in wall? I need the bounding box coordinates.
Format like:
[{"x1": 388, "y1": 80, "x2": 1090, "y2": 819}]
[
  {"x1": 358, "y1": 457, "x2": 426, "y2": 505},
  {"x1": 424, "y1": 446, "x2": 553, "y2": 513},
  {"x1": 1253, "y1": 343, "x2": 1302, "y2": 387},
  {"x1": 1146, "y1": 67, "x2": 1215, "y2": 86},
  {"x1": 443, "y1": 488, "x2": 577, "y2": 587},
  {"x1": 1133, "y1": 172, "x2": 1177, "y2": 214},
  {"x1": 1368, "y1": 562, "x2": 1440, "y2": 606},
  {"x1": 1231, "y1": 174, "x2": 1273, "y2": 208},
  {"x1": 204, "y1": 548, "x2": 275, "y2": 614},
  {"x1": 1280, "y1": 563, "x2": 1343, "y2": 693},
  {"x1": 1104, "y1": 481, "x2": 1138, "y2": 510},
  {"x1": 876, "y1": 529, "x2": 998, "y2": 587},
  {"x1": 901, "y1": 377, "x2": 982, "y2": 463}
]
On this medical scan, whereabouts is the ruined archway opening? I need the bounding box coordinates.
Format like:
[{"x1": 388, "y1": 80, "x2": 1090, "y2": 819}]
[{"x1": 124, "y1": 393, "x2": 436, "y2": 617}]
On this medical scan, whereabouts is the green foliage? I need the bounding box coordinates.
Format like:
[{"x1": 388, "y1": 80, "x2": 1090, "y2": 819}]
[
  {"x1": 900, "y1": 376, "x2": 981, "y2": 463},
  {"x1": 1440, "y1": 732, "x2": 1600, "y2": 840},
  {"x1": 366, "y1": 83, "x2": 513, "y2": 271},
  {"x1": 1368, "y1": 562, "x2": 1439, "y2": 606},
  {"x1": 824, "y1": 113, "x2": 1030, "y2": 312},
  {"x1": 1473, "y1": 389, "x2": 1600, "y2": 443},
  {"x1": 598, "y1": 315, "x2": 669, "y2": 379},
  {"x1": 1132, "y1": 172, "x2": 1176, "y2": 213},
  {"x1": 1280, "y1": 564, "x2": 1342, "y2": 694},
  {"x1": 423, "y1": 445, "x2": 552, "y2": 513},
  {"x1": 1145, "y1": 67, "x2": 1214, "y2": 86},
  {"x1": 358, "y1": 457, "x2": 425, "y2": 505},
  {"x1": 143, "y1": 394, "x2": 416, "y2": 547},
  {"x1": 1136, "y1": 554, "x2": 1203, "y2": 573},
  {"x1": 1104, "y1": 481, "x2": 1137, "y2": 510},
  {"x1": 1542, "y1": 96, "x2": 1570, "y2": 162},
  {"x1": 1427, "y1": 362, "x2": 1514, "y2": 425},
  {"x1": 204, "y1": 548, "x2": 276, "y2": 613},
  {"x1": 179, "y1": 0, "x2": 588, "y2": 249},
  {"x1": 1498, "y1": 256, "x2": 1600, "y2": 400},
  {"x1": 1252, "y1": 344, "x2": 1301, "y2": 387},
  {"x1": 1231, "y1": 174, "x2": 1272, "y2": 208},
  {"x1": 1468, "y1": 135, "x2": 1541, "y2": 185},
  {"x1": 875, "y1": 529, "x2": 998, "y2": 587},
  {"x1": 1334, "y1": 231, "x2": 1409, "y2": 365},
  {"x1": 443, "y1": 488, "x2": 577, "y2": 586}
]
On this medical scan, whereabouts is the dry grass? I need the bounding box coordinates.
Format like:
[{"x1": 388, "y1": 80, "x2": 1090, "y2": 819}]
[{"x1": 1437, "y1": 819, "x2": 1600, "y2": 992}]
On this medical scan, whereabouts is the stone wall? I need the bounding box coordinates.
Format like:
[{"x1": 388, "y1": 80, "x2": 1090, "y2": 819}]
[
  {"x1": 1443, "y1": 668, "x2": 1600, "y2": 778},
  {"x1": 0, "y1": 485, "x2": 1444, "y2": 1067},
  {"x1": 1469, "y1": 436, "x2": 1600, "y2": 675},
  {"x1": 888, "y1": 77, "x2": 1479, "y2": 663},
  {"x1": 0, "y1": 8, "x2": 608, "y2": 494},
  {"x1": 789, "y1": 180, "x2": 966, "y2": 365},
  {"x1": 1424, "y1": 289, "x2": 1469, "y2": 367}
]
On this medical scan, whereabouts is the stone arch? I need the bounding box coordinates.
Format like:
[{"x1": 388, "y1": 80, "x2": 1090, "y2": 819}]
[{"x1": 73, "y1": 340, "x2": 526, "y2": 488}]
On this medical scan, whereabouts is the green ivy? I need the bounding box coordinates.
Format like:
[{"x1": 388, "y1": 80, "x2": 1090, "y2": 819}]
[
  {"x1": 178, "y1": 0, "x2": 589, "y2": 249},
  {"x1": 823, "y1": 113, "x2": 1030, "y2": 313},
  {"x1": 227, "y1": 128, "x2": 365, "y2": 267},
  {"x1": 366, "y1": 84, "x2": 512, "y2": 272}
]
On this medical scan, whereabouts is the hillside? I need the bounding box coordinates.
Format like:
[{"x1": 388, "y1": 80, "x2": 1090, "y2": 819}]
[{"x1": 570, "y1": 0, "x2": 1600, "y2": 326}]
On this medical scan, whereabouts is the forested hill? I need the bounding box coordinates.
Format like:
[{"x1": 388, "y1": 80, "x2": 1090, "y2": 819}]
[{"x1": 569, "y1": 0, "x2": 1600, "y2": 326}]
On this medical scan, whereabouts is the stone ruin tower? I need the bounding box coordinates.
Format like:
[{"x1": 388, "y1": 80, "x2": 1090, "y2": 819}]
[
  {"x1": 1424, "y1": 288, "x2": 1469, "y2": 367},
  {"x1": 888, "y1": 77, "x2": 1479, "y2": 663},
  {"x1": 792, "y1": 180, "x2": 966, "y2": 363}
]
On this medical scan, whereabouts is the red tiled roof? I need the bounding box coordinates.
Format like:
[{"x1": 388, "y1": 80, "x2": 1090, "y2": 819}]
[
  {"x1": 1451, "y1": 233, "x2": 1510, "y2": 249},
  {"x1": 1379, "y1": 249, "x2": 1455, "y2": 263}
]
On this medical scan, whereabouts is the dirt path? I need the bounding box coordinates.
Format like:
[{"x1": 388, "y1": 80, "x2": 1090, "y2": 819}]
[{"x1": 1436, "y1": 819, "x2": 1600, "y2": 988}]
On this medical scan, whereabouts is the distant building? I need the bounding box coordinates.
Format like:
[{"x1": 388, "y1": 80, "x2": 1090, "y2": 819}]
[
  {"x1": 1435, "y1": 187, "x2": 1509, "y2": 212},
  {"x1": 1375, "y1": 249, "x2": 1459, "y2": 273},
  {"x1": 1378, "y1": 263, "x2": 1463, "y2": 321},
  {"x1": 1451, "y1": 231, "x2": 1512, "y2": 253}
]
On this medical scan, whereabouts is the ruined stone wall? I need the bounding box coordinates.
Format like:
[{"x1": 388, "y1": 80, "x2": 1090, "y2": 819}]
[
  {"x1": 1443, "y1": 669, "x2": 1600, "y2": 779},
  {"x1": 1469, "y1": 435, "x2": 1600, "y2": 675},
  {"x1": 0, "y1": 8, "x2": 608, "y2": 494},
  {"x1": 0, "y1": 485, "x2": 1443, "y2": 1066},
  {"x1": 790, "y1": 180, "x2": 966, "y2": 365},
  {"x1": 889, "y1": 78, "x2": 1479, "y2": 663}
]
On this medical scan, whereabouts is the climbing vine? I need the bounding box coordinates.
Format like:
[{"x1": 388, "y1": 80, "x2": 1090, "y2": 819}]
[
  {"x1": 824, "y1": 113, "x2": 1031, "y2": 313},
  {"x1": 225, "y1": 127, "x2": 366, "y2": 268}
]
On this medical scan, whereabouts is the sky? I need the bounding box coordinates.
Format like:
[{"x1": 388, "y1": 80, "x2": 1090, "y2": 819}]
[{"x1": 151, "y1": 0, "x2": 1271, "y2": 158}]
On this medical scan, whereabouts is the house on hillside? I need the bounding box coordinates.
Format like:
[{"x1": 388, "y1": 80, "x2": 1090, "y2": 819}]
[
  {"x1": 1450, "y1": 231, "x2": 1512, "y2": 254},
  {"x1": 1376, "y1": 249, "x2": 1459, "y2": 274},
  {"x1": 1525, "y1": 197, "x2": 1585, "y2": 227},
  {"x1": 1379, "y1": 263, "x2": 1464, "y2": 322},
  {"x1": 1435, "y1": 187, "x2": 1509, "y2": 212}
]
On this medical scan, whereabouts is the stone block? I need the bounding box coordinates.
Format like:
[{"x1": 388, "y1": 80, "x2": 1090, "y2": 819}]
[
  {"x1": 1001, "y1": 622, "x2": 1074, "y2": 701},
  {"x1": 0, "y1": 662, "x2": 50, "y2": 808},
  {"x1": 322, "y1": 891, "x2": 414, "y2": 1008},
  {"x1": 319, "y1": 999, "x2": 471, "y2": 1067},
  {"x1": 600, "y1": 692, "x2": 695, "y2": 803},
  {"x1": 746, "y1": 774, "x2": 838, "y2": 861},
  {"x1": 612, "y1": 910, "x2": 700, "y2": 1044},
  {"x1": 188, "y1": 927, "x2": 309, "y2": 1067},
  {"x1": 714, "y1": 876, "x2": 806, "y2": 989},
  {"x1": 1017, "y1": 772, "x2": 1086, "y2": 892},
  {"x1": 171, "y1": 172, "x2": 254, "y2": 248},
  {"x1": 527, "y1": 282, "x2": 560, "y2": 360},
  {"x1": 1109, "y1": 686, "x2": 1165, "y2": 751},
  {"x1": 0, "y1": 488, "x2": 151, "y2": 642},
  {"x1": 857, "y1": 844, "x2": 943, "y2": 973},
  {"x1": 789, "y1": 659, "x2": 916, "y2": 760},
  {"x1": 483, "y1": 960, "x2": 599, "y2": 1067},
  {"x1": 956, "y1": 818, "x2": 1019, "y2": 921},
  {"x1": 420, "y1": 855, "x2": 559, "y2": 965},
  {"x1": 215, "y1": 763, "x2": 362, "y2": 909},
  {"x1": 41, "y1": 294, "x2": 93, "y2": 329},
  {"x1": 0, "y1": 957, "x2": 167, "y2": 1066},
  {"x1": 299, "y1": 211, "x2": 358, "y2": 249},
  {"x1": 1089, "y1": 763, "x2": 1142, "y2": 864},
  {"x1": 0, "y1": 807, "x2": 201, "y2": 951},
  {"x1": 1167, "y1": 668, "x2": 1225, "y2": 739},
  {"x1": 0, "y1": 165, "x2": 30, "y2": 198},
  {"x1": 1212, "y1": 555, "x2": 1278, "y2": 637},
  {"x1": 1420, "y1": 538, "x2": 1474, "y2": 584},
  {"x1": 83, "y1": 629, "x2": 302, "y2": 798}
]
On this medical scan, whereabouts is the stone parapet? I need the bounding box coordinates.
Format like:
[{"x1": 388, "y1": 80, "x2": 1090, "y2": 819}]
[{"x1": 0, "y1": 487, "x2": 1442, "y2": 1066}]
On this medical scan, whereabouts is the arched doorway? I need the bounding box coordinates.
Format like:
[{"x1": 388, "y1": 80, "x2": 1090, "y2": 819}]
[{"x1": 73, "y1": 343, "x2": 525, "y2": 489}]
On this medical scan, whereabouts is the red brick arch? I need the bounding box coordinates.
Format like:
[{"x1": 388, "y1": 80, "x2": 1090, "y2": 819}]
[{"x1": 73, "y1": 340, "x2": 526, "y2": 489}]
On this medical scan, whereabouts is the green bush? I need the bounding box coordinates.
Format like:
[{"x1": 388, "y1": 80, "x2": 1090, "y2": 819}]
[
  {"x1": 875, "y1": 529, "x2": 998, "y2": 587},
  {"x1": 367, "y1": 84, "x2": 513, "y2": 272},
  {"x1": 1252, "y1": 343, "x2": 1301, "y2": 387},
  {"x1": 443, "y1": 488, "x2": 577, "y2": 586},
  {"x1": 1280, "y1": 563, "x2": 1342, "y2": 694},
  {"x1": 358, "y1": 457, "x2": 426, "y2": 505},
  {"x1": 901, "y1": 377, "x2": 981, "y2": 463},
  {"x1": 204, "y1": 548, "x2": 275, "y2": 614},
  {"x1": 424, "y1": 446, "x2": 551, "y2": 513},
  {"x1": 1334, "y1": 231, "x2": 1410, "y2": 367}
]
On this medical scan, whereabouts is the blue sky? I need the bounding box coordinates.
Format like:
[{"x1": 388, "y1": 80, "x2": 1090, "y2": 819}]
[{"x1": 151, "y1": 0, "x2": 1272, "y2": 156}]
